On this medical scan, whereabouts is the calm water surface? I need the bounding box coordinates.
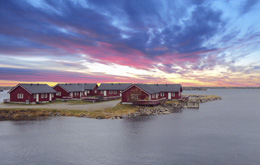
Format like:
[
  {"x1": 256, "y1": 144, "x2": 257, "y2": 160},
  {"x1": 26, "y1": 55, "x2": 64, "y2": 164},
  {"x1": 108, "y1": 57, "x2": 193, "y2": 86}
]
[{"x1": 0, "y1": 89, "x2": 260, "y2": 165}]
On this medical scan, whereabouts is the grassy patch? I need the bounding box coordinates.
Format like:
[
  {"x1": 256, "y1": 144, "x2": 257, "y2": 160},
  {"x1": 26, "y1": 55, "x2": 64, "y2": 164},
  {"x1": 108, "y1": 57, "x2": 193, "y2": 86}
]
[
  {"x1": 84, "y1": 103, "x2": 138, "y2": 119},
  {"x1": 0, "y1": 103, "x2": 139, "y2": 120}
]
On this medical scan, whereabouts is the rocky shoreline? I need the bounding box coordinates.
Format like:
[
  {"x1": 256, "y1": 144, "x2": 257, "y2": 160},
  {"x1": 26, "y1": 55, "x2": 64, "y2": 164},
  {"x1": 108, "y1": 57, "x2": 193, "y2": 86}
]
[
  {"x1": 110, "y1": 95, "x2": 222, "y2": 119},
  {"x1": 0, "y1": 95, "x2": 222, "y2": 120}
]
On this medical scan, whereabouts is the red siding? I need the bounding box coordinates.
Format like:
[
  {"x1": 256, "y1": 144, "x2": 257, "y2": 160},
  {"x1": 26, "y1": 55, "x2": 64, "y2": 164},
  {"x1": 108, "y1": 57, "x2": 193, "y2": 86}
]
[
  {"x1": 122, "y1": 86, "x2": 149, "y2": 102},
  {"x1": 10, "y1": 86, "x2": 55, "y2": 103},
  {"x1": 71, "y1": 91, "x2": 81, "y2": 99},
  {"x1": 122, "y1": 85, "x2": 182, "y2": 104},
  {"x1": 10, "y1": 86, "x2": 33, "y2": 103},
  {"x1": 83, "y1": 85, "x2": 98, "y2": 97},
  {"x1": 98, "y1": 90, "x2": 121, "y2": 97},
  {"x1": 54, "y1": 85, "x2": 70, "y2": 99}
]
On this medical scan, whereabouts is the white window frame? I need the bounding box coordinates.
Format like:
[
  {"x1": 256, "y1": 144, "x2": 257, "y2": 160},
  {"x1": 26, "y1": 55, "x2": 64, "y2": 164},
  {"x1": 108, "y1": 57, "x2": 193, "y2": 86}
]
[
  {"x1": 109, "y1": 90, "x2": 113, "y2": 94},
  {"x1": 45, "y1": 94, "x2": 47, "y2": 98},
  {"x1": 161, "y1": 92, "x2": 164, "y2": 96},
  {"x1": 17, "y1": 93, "x2": 23, "y2": 99},
  {"x1": 101, "y1": 91, "x2": 103, "y2": 94},
  {"x1": 33, "y1": 94, "x2": 36, "y2": 99},
  {"x1": 172, "y1": 92, "x2": 175, "y2": 97},
  {"x1": 41, "y1": 94, "x2": 44, "y2": 98},
  {"x1": 85, "y1": 91, "x2": 87, "y2": 95},
  {"x1": 56, "y1": 92, "x2": 61, "y2": 96},
  {"x1": 114, "y1": 90, "x2": 117, "y2": 94},
  {"x1": 152, "y1": 94, "x2": 155, "y2": 98},
  {"x1": 94, "y1": 90, "x2": 96, "y2": 94}
]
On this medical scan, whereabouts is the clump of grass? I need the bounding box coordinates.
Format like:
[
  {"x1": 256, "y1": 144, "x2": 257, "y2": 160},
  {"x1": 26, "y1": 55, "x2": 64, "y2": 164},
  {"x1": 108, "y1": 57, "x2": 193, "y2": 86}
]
[{"x1": 0, "y1": 103, "x2": 139, "y2": 120}]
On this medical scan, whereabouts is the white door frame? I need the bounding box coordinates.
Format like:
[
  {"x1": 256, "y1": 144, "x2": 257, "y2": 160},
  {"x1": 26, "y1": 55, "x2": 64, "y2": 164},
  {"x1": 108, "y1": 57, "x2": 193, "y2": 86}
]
[
  {"x1": 104, "y1": 90, "x2": 107, "y2": 96},
  {"x1": 168, "y1": 92, "x2": 171, "y2": 100},
  {"x1": 36, "y1": 94, "x2": 39, "y2": 102},
  {"x1": 49, "y1": 93, "x2": 52, "y2": 101}
]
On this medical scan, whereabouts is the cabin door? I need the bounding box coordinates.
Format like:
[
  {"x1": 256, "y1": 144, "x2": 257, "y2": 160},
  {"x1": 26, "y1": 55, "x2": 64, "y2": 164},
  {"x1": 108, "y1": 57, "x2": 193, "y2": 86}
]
[
  {"x1": 104, "y1": 90, "x2": 107, "y2": 96},
  {"x1": 49, "y1": 93, "x2": 52, "y2": 101},
  {"x1": 36, "y1": 94, "x2": 39, "y2": 102},
  {"x1": 168, "y1": 92, "x2": 171, "y2": 100}
]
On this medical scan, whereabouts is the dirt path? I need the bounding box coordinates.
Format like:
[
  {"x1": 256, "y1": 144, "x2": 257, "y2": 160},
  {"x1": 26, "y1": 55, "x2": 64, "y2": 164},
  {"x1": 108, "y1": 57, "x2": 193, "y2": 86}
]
[{"x1": 0, "y1": 100, "x2": 121, "y2": 111}]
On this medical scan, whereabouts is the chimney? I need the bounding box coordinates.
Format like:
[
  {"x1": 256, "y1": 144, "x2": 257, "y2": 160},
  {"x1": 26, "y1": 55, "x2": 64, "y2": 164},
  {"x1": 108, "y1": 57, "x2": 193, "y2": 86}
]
[
  {"x1": 37, "y1": 83, "x2": 39, "y2": 85},
  {"x1": 157, "y1": 84, "x2": 158, "y2": 86},
  {"x1": 166, "y1": 84, "x2": 167, "y2": 86}
]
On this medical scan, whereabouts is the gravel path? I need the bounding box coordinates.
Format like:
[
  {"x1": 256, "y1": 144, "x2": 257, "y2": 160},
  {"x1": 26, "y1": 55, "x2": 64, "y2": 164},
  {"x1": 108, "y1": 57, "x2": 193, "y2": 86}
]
[{"x1": 0, "y1": 100, "x2": 121, "y2": 111}]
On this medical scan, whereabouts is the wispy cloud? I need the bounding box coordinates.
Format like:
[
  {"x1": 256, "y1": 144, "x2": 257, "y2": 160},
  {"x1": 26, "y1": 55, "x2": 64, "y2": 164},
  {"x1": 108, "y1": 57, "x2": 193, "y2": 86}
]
[{"x1": 0, "y1": 0, "x2": 259, "y2": 86}]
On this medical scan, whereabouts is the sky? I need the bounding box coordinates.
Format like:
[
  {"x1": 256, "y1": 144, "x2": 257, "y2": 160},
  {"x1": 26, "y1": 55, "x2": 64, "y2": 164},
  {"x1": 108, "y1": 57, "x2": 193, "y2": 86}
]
[{"x1": 0, "y1": 0, "x2": 260, "y2": 87}]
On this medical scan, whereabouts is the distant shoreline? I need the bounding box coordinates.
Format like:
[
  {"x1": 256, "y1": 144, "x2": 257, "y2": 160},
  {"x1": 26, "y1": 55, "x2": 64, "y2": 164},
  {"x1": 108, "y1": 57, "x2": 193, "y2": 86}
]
[
  {"x1": 183, "y1": 87, "x2": 260, "y2": 90},
  {"x1": 1, "y1": 86, "x2": 259, "y2": 91}
]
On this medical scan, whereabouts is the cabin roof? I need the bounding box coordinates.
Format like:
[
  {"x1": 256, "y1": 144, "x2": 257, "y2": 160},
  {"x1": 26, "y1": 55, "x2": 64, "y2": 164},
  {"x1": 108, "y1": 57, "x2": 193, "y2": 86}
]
[
  {"x1": 135, "y1": 84, "x2": 158, "y2": 94},
  {"x1": 56, "y1": 83, "x2": 97, "y2": 92},
  {"x1": 57, "y1": 84, "x2": 84, "y2": 92},
  {"x1": 126, "y1": 84, "x2": 182, "y2": 94},
  {"x1": 98, "y1": 83, "x2": 132, "y2": 90},
  {"x1": 149, "y1": 84, "x2": 182, "y2": 92},
  {"x1": 9, "y1": 84, "x2": 56, "y2": 94}
]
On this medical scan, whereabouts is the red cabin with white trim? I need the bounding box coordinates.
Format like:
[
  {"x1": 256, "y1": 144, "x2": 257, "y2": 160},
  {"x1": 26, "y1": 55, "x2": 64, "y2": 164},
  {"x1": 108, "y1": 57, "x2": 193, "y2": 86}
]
[
  {"x1": 8, "y1": 84, "x2": 56, "y2": 104},
  {"x1": 122, "y1": 84, "x2": 182, "y2": 105}
]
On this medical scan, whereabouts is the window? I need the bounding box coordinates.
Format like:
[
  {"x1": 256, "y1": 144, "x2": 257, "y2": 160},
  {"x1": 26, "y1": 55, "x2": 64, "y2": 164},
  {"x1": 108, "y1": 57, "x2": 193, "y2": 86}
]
[
  {"x1": 152, "y1": 94, "x2": 155, "y2": 98},
  {"x1": 94, "y1": 90, "x2": 97, "y2": 93},
  {"x1": 161, "y1": 92, "x2": 164, "y2": 96},
  {"x1": 33, "y1": 94, "x2": 36, "y2": 99},
  {"x1": 131, "y1": 94, "x2": 138, "y2": 100},
  {"x1": 56, "y1": 92, "x2": 61, "y2": 96},
  {"x1": 45, "y1": 94, "x2": 47, "y2": 98},
  {"x1": 41, "y1": 94, "x2": 44, "y2": 98},
  {"x1": 172, "y1": 93, "x2": 175, "y2": 97},
  {"x1": 85, "y1": 91, "x2": 87, "y2": 95},
  {"x1": 17, "y1": 93, "x2": 23, "y2": 99},
  {"x1": 52, "y1": 94, "x2": 54, "y2": 98},
  {"x1": 101, "y1": 91, "x2": 103, "y2": 94},
  {"x1": 156, "y1": 93, "x2": 158, "y2": 98},
  {"x1": 114, "y1": 91, "x2": 117, "y2": 94},
  {"x1": 109, "y1": 91, "x2": 113, "y2": 94}
]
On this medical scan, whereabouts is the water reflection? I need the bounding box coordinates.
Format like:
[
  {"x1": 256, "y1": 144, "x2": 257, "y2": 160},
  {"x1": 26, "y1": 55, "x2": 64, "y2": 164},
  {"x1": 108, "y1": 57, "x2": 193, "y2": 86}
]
[{"x1": 0, "y1": 89, "x2": 260, "y2": 165}]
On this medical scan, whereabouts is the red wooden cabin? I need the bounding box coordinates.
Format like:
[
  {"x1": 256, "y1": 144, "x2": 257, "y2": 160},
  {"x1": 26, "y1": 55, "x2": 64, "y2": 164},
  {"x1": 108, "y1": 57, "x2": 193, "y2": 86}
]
[
  {"x1": 53, "y1": 83, "x2": 98, "y2": 99},
  {"x1": 121, "y1": 84, "x2": 182, "y2": 105},
  {"x1": 98, "y1": 83, "x2": 132, "y2": 99},
  {"x1": 8, "y1": 84, "x2": 56, "y2": 104}
]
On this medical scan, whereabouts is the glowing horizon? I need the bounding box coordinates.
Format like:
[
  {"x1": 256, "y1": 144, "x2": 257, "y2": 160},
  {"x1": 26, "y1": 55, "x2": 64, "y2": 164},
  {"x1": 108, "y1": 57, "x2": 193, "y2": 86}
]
[{"x1": 0, "y1": 0, "x2": 260, "y2": 87}]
